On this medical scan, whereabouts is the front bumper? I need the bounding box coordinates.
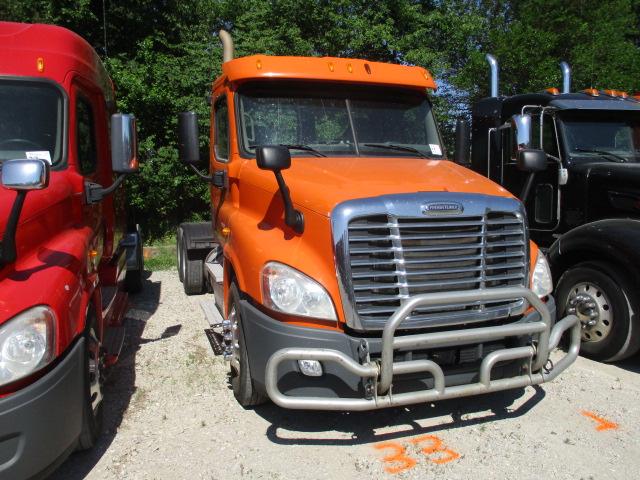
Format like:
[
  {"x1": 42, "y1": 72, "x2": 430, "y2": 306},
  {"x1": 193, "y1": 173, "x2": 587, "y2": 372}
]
[
  {"x1": 241, "y1": 287, "x2": 580, "y2": 411},
  {"x1": 0, "y1": 338, "x2": 85, "y2": 480}
]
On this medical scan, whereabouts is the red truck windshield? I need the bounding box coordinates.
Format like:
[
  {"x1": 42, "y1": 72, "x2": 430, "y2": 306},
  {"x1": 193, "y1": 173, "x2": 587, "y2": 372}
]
[
  {"x1": 0, "y1": 80, "x2": 64, "y2": 165},
  {"x1": 237, "y1": 82, "x2": 443, "y2": 158}
]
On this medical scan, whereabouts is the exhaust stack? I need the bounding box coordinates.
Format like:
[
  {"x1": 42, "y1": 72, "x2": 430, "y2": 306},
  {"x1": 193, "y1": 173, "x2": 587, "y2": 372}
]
[
  {"x1": 486, "y1": 54, "x2": 499, "y2": 97},
  {"x1": 560, "y1": 61, "x2": 571, "y2": 94},
  {"x1": 219, "y1": 30, "x2": 234, "y2": 63}
]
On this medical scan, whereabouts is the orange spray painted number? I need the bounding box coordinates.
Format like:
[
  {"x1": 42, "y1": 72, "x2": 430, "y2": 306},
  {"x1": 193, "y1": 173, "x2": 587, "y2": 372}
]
[
  {"x1": 581, "y1": 411, "x2": 619, "y2": 431},
  {"x1": 374, "y1": 435, "x2": 460, "y2": 474}
]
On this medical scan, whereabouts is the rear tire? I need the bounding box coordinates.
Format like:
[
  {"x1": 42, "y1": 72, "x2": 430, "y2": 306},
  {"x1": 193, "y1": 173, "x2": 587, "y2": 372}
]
[
  {"x1": 176, "y1": 226, "x2": 185, "y2": 283},
  {"x1": 180, "y1": 225, "x2": 205, "y2": 295},
  {"x1": 556, "y1": 261, "x2": 640, "y2": 362},
  {"x1": 77, "y1": 309, "x2": 105, "y2": 450},
  {"x1": 124, "y1": 230, "x2": 143, "y2": 293},
  {"x1": 228, "y1": 283, "x2": 268, "y2": 407}
]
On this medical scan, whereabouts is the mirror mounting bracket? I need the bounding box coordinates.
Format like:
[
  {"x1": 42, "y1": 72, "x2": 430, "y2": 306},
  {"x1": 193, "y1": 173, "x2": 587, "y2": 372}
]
[
  {"x1": 188, "y1": 164, "x2": 227, "y2": 189},
  {"x1": 273, "y1": 170, "x2": 304, "y2": 234},
  {"x1": 85, "y1": 174, "x2": 127, "y2": 204},
  {"x1": 0, "y1": 190, "x2": 27, "y2": 265}
]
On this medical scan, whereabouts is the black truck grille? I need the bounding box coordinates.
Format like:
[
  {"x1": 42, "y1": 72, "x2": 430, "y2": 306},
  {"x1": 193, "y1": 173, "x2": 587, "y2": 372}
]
[{"x1": 346, "y1": 212, "x2": 527, "y2": 330}]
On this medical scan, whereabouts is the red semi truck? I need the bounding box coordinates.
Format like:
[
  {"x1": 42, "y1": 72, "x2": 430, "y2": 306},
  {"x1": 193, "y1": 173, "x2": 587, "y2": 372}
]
[{"x1": 0, "y1": 22, "x2": 142, "y2": 478}]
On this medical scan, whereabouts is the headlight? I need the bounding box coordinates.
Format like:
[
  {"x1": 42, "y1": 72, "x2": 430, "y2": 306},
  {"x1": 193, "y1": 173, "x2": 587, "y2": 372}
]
[
  {"x1": 531, "y1": 252, "x2": 553, "y2": 298},
  {"x1": 261, "y1": 262, "x2": 337, "y2": 321},
  {"x1": 0, "y1": 306, "x2": 56, "y2": 387}
]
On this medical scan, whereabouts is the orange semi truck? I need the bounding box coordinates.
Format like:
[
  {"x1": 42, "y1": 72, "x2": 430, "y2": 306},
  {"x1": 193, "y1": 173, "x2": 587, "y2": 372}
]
[{"x1": 176, "y1": 31, "x2": 580, "y2": 410}]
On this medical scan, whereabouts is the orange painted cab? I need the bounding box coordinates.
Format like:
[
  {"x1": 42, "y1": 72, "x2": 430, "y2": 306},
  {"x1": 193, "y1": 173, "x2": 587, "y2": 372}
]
[{"x1": 177, "y1": 31, "x2": 580, "y2": 411}]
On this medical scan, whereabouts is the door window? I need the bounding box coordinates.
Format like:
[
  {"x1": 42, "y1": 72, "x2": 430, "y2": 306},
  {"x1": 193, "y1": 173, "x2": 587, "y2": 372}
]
[
  {"x1": 76, "y1": 96, "x2": 97, "y2": 175},
  {"x1": 214, "y1": 96, "x2": 229, "y2": 162}
]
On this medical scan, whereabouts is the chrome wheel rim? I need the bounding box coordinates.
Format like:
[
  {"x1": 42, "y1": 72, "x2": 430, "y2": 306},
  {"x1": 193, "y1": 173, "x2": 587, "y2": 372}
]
[
  {"x1": 87, "y1": 328, "x2": 104, "y2": 414},
  {"x1": 228, "y1": 306, "x2": 241, "y2": 375},
  {"x1": 566, "y1": 282, "x2": 612, "y2": 343}
]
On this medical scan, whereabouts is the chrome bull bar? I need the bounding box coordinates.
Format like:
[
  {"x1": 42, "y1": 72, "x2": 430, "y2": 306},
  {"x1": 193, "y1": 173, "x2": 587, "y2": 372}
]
[{"x1": 265, "y1": 287, "x2": 580, "y2": 411}]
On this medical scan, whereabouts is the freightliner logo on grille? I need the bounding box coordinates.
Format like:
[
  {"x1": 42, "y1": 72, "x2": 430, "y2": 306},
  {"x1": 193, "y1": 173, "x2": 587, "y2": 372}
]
[{"x1": 421, "y1": 202, "x2": 464, "y2": 216}]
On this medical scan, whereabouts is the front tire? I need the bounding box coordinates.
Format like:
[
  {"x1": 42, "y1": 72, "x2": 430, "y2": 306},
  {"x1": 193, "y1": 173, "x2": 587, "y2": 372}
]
[
  {"x1": 556, "y1": 261, "x2": 640, "y2": 362},
  {"x1": 77, "y1": 311, "x2": 105, "y2": 450},
  {"x1": 124, "y1": 230, "x2": 144, "y2": 293},
  {"x1": 228, "y1": 283, "x2": 267, "y2": 407},
  {"x1": 180, "y1": 225, "x2": 205, "y2": 295}
]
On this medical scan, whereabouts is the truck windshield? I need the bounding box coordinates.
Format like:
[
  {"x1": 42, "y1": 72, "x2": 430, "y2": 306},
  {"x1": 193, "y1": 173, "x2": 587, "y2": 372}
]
[
  {"x1": 561, "y1": 113, "x2": 640, "y2": 164},
  {"x1": 0, "y1": 80, "x2": 64, "y2": 165},
  {"x1": 237, "y1": 82, "x2": 443, "y2": 158}
]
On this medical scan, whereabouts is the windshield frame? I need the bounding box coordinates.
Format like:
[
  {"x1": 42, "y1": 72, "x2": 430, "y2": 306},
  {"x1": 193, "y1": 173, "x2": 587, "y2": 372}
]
[
  {"x1": 0, "y1": 76, "x2": 69, "y2": 171},
  {"x1": 557, "y1": 110, "x2": 640, "y2": 165},
  {"x1": 233, "y1": 80, "x2": 445, "y2": 160}
]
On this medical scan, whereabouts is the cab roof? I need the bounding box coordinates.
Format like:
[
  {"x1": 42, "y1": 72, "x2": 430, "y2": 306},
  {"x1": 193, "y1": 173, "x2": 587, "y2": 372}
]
[
  {"x1": 216, "y1": 54, "x2": 437, "y2": 91},
  {"x1": 0, "y1": 21, "x2": 114, "y2": 105}
]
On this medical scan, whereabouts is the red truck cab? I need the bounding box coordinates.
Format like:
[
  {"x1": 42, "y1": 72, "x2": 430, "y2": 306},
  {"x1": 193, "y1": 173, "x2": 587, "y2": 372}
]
[{"x1": 0, "y1": 22, "x2": 142, "y2": 479}]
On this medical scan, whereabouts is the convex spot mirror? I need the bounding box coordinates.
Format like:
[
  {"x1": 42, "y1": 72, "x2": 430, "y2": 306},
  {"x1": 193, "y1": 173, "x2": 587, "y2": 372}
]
[
  {"x1": 1, "y1": 158, "x2": 50, "y2": 190},
  {"x1": 256, "y1": 145, "x2": 291, "y2": 171},
  {"x1": 511, "y1": 114, "x2": 532, "y2": 152},
  {"x1": 111, "y1": 113, "x2": 139, "y2": 174},
  {"x1": 517, "y1": 149, "x2": 547, "y2": 172},
  {"x1": 178, "y1": 111, "x2": 201, "y2": 165}
]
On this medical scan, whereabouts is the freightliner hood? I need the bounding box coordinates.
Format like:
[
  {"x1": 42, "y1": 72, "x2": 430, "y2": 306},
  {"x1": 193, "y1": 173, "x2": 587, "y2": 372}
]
[{"x1": 241, "y1": 156, "x2": 514, "y2": 217}]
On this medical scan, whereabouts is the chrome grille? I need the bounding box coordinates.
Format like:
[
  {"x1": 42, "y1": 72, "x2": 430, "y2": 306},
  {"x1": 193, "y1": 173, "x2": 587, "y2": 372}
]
[{"x1": 346, "y1": 211, "x2": 527, "y2": 330}]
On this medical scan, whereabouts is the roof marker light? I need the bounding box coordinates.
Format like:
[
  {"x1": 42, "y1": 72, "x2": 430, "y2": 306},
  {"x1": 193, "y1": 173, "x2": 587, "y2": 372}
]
[
  {"x1": 328, "y1": 62, "x2": 334, "y2": 72},
  {"x1": 36, "y1": 57, "x2": 45, "y2": 73},
  {"x1": 256, "y1": 59, "x2": 262, "y2": 70},
  {"x1": 604, "y1": 89, "x2": 618, "y2": 97},
  {"x1": 347, "y1": 63, "x2": 353, "y2": 73},
  {"x1": 364, "y1": 63, "x2": 371, "y2": 74},
  {"x1": 546, "y1": 87, "x2": 560, "y2": 95},
  {"x1": 583, "y1": 88, "x2": 599, "y2": 96}
]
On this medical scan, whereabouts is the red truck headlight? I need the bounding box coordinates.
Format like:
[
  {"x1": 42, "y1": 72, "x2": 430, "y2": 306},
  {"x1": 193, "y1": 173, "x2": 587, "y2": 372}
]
[{"x1": 0, "y1": 306, "x2": 56, "y2": 387}]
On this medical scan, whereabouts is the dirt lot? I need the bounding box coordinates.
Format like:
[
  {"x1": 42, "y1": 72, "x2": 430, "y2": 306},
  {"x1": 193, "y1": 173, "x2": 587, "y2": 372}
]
[{"x1": 51, "y1": 270, "x2": 640, "y2": 480}]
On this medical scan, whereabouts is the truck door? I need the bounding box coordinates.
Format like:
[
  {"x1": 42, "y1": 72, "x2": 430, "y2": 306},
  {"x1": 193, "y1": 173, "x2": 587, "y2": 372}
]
[
  {"x1": 211, "y1": 94, "x2": 230, "y2": 241},
  {"x1": 501, "y1": 112, "x2": 561, "y2": 232}
]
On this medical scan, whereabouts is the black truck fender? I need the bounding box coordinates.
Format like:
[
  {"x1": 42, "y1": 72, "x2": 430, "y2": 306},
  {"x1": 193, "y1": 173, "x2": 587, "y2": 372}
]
[{"x1": 548, "y1": 218, "x2": 640, "y2": 283}]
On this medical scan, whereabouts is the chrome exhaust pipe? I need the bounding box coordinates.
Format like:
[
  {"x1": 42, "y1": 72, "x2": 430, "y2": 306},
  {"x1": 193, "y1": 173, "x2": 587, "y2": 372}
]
[
  {"x1": 560, "y1": 61, "x2": 571, "y2": 94},
  {"x1": 219, "y1": 30, "x2": 234, "y2": 63},
  {"x1": 486, "y1": 54, "x2": 499, "y2": 97}
]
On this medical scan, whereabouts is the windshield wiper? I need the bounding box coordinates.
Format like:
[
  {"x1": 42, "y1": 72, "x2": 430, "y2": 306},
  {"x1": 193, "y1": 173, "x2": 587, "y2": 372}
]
[
  {"x1": 362, "y1": 143, "x2": 430, "y2": 159},
  {"x1": 574, "y1": 147, "x2": 627, "y2": 163},
  {"x1": 249, "y1": 144, "x2": 326, "y2": 157}
]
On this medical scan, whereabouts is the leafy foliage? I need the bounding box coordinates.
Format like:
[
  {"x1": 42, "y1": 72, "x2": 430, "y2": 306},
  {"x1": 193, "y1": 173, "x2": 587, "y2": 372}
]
[{"x1": 3, "y1": 0, "x2": 640, "y2": 238}]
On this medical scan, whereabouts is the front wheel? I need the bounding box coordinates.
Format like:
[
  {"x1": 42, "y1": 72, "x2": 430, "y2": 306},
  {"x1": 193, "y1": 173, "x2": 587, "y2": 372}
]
[
  {"x1": 77, "y1": 312, "x2": 105, "y2": 450},
  {"x1": 227, "y1": 284, "x2": 267, "y2": 407},
  {"x1": 556, "y1": 261, "x2": 640, "y2": 362}
]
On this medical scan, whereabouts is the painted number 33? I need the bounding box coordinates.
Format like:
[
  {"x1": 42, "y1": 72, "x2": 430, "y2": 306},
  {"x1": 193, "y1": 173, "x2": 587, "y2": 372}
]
[{"x1": 374, "y1": 435, "x2": 460, "y2": 474}]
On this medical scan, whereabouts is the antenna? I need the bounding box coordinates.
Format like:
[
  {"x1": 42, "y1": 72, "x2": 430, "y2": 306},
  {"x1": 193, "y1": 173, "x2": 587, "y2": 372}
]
[{"x1": 102, "y1": 0, "x2": 108, "y2": 57}]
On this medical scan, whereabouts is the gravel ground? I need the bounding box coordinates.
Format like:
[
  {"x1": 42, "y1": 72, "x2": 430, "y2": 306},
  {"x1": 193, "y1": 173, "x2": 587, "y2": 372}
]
[{"x1": 51, "y1": 270, "x2": 640, "y2": 480}]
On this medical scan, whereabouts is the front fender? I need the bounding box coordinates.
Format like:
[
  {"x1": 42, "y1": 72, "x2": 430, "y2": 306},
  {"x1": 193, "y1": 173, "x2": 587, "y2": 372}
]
[{"x1": 548, "y1": 219, "x2": 640, "y2": 281}]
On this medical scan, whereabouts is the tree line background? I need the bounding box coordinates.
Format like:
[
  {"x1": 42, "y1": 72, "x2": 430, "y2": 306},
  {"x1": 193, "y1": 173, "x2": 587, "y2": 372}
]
[{"x1": 2, "y1": 0, "x2": 640, "y2": 240}]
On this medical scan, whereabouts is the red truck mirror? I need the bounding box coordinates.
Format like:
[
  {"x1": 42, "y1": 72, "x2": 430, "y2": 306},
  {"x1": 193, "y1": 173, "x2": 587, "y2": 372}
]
[
  {"x1": 1, "y1": 158, "x2": 50, "y2": 191},
  {"x1": 111, "y1": 113, "x2": 139, "y2": 174}
]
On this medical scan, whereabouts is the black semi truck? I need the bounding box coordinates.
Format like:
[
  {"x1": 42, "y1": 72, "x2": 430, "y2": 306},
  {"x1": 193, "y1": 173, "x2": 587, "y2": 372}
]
[{"x1": 465, "y1": 56, "x2": 640, "y2": 362}]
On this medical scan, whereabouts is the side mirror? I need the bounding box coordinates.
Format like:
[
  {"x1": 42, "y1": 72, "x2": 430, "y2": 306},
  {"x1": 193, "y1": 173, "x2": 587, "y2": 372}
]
[
  {"x1": 0, "y1": 158, "x2": 50, "y2": 264},
  {"x1": 256, "y1": 145, "x2": 291, "y2": 171},
  {"x1": 111, "y1": 113, "x2": 139, "y2": 174},
  {"x1": 454, "y1": 119, "x2": 470, "y2": 165},
  {"x1": 178, "y1": 111, "x2": 201, "y2": 165},
  {"x1": 517, "y1": 149, "x2": 547, "y2": 172},
  {"x1": 511, "y1": 113, "x2": 532, "y2": 151},
  {"x1": 1, "y1": 158, "x2": 49, "y2": 190}
]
